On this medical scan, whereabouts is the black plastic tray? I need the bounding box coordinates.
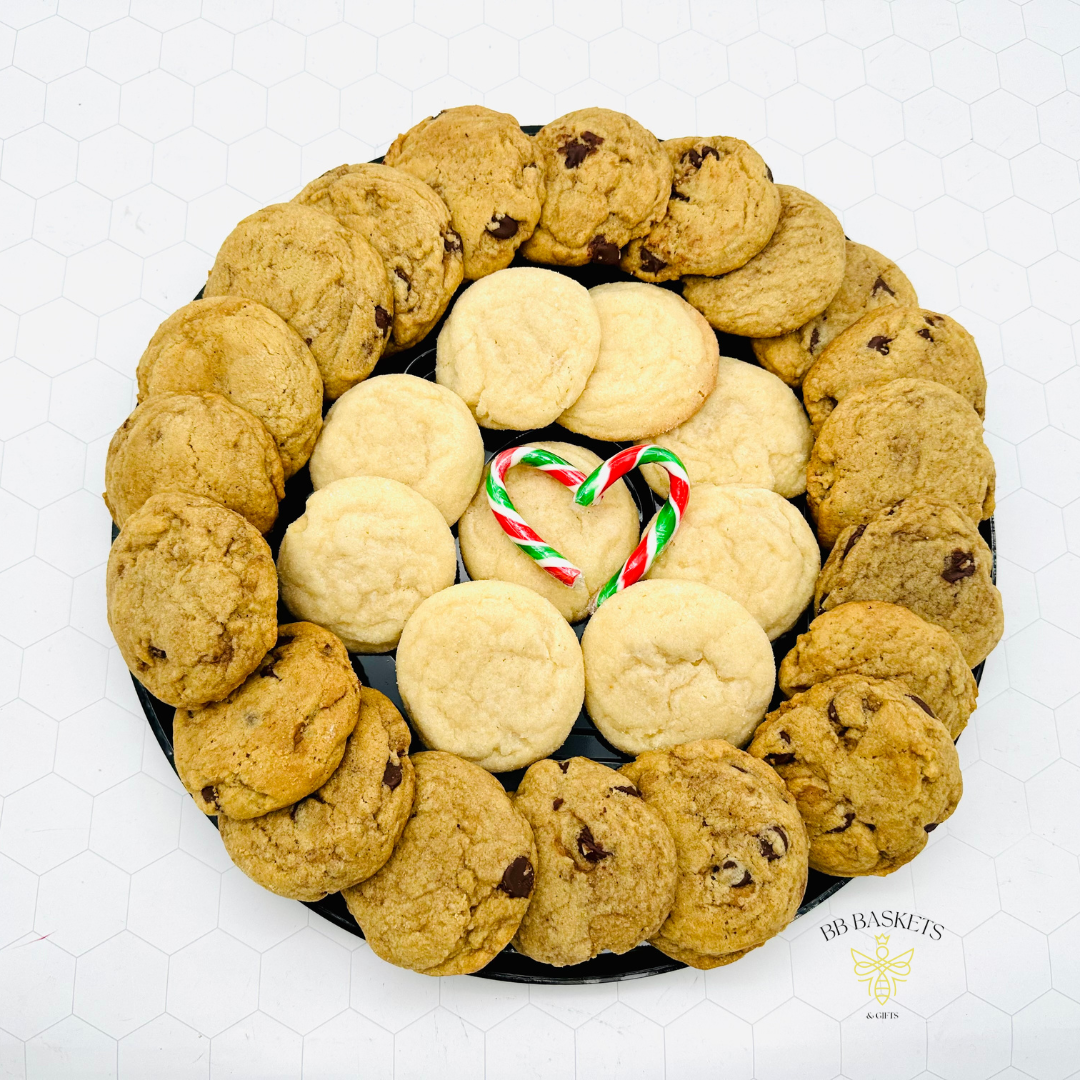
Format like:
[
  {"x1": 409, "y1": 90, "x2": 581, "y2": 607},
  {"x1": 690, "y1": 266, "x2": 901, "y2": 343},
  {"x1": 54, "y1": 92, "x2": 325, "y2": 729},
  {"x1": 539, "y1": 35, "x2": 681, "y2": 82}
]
[{"x1": 126, "y1": 136, "x2": 993, "y2": 982}]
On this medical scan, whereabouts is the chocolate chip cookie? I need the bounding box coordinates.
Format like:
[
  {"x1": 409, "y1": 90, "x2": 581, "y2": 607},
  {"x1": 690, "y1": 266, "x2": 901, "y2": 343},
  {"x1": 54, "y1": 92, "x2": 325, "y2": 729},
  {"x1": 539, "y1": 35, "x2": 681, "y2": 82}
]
[
  {"x1": 801, "y1": 306, "x2": 986, "y2": 432},
  {"x1": 344, "y1": 750, "x2": 537, "y2": 976},
  {"x1": 621, "y1": 740, "x2": 808, "y2": 969},
  {"x1": 136, "y1": 296, "x2": 323, "y2": 479},
  {"x1": 778, "y1": 601, "x2": 978, "y2": 739},
  {"x1": 522, "y1": 108, "x2": 672, "y2": 267},
  {"x1": 294, "y1": 163, "x2": 464, "y2": 351},
  {"x1": 106, "y1": 493, "x2": 278, "y2": 708},
  {"x1": 174, "y1": 622, "x2": 360, "y2": 819},
  {"x1": 752, "y1": 240, "x2": 917, "y2": 387},
  {"x1": 749, "y1": 675, "x2": 962, "y2": 877},
  {"x1": 204, "y1": 202, "x2": 393, "y2": 400},
  {"x1": 384, "y1": 105, "x2": 544, "y2": 281},
  {"x1": 218, "y1": 687, "x2": 414, "y2": 901},
  {"x1": 816, "y1": 498, "x2": 1003, "y2": 666},
  {"x1": 682, "y1": 185, "x2": 846, "y2": 337},
  {"x1": 104, "y1": 392, "x2": 284, "y2": 534},
  {"x1": 622, "y1": 136, "x2": 780, "y2": 282},
  {"x1": 806, "y1": 378, "x2": 996, "y2": 548},
  {"x1": 511, "y1": 757, "x2": 677, "y2": 967}
]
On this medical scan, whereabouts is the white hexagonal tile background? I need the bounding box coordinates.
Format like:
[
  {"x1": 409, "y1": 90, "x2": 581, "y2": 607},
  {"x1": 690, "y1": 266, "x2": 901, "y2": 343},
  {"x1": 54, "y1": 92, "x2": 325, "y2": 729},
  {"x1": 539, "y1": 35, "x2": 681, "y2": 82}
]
[{"x1": 0, "y1": 1, "x2": 1078, "y2": 1076}]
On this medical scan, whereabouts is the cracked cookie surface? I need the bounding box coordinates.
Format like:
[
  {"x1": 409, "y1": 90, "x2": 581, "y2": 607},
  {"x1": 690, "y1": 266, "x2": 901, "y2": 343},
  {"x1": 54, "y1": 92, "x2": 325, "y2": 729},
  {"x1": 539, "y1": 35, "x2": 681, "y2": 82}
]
[
  {"x1": 205, "y1": 202, "x2": 393, "y2": 400},
  {"x1": 749, "y1": 675, "x2": 962, "y2": 877},
  {"x1": 436, "y1": 267, "x2": 601, "y2": 430},
  {"x1": 779, "y1": 601, "x2": 978, "y2": 739},
  {"x1": 458, "y1": 441, "x2": 640, "y2": 623},
  {"x1": 682, "y1": 185, "x2": 846, "y2": 337},
  {"x1": 806, "y1": 378, "x2": 996, "y2": 548},
  {"x1": 511, "y1": 756, "x2": 677, "y2": 967},
  {"x1": 641, "y1": 355, "x2": 812, "y2": 499},
  {"x1": 136, "y1": 296, "x2": 323, "y2": 479},
  {"x1": 277, "y1": 476, "x2": 456, "y2": 654},
  {"x1": 523, "y1": 108, "x2": 672, "y2": 267},
  {"x1": 384, "y1": 105, "x2": 544, "y2": 281},
  {"x1": 395, "y1": 580, "x2": 585, "y2": 773},
  {"x1": 174, "y1": 622, "x2": 360, "y2": 819},
  {"x1": 582, "y1": 579, "x2": 775, "y2": 755},
  {"x1": 622, "y1": 136, "x2": 780, "y2": 282},
  {"x1": 219, "y1": 687, "x2": 414, "y2": 901},
  {"x1": 309, "y1": 373, "x2": 484, "y2": 526},
  {"x1": 801, "y1": 306, "x2": 986, "y2": 432},
  {"x1": 344, "y1": 750, "x2": 537, "y2": 976},
  {"x1": 752, "y1": 240, "x2": 917, "y2": 387},
  {"x1": 105, "y1": 391, "x2": 284, "y2": 534},
  {"x1": 294, "y1": 163, "x2": 463, "y2": 351},
  {"x1": 645, "y1": 484, "x2": 819, "y2": 641},
  {"x1": 816, "y1": 498, "x2": 1002, "y2": 666},
  {"x1": 621, "y1": 739, "x2": 808, "y2": 969},
  {"x1": 106, "y1": 492, "x2": 278, "y2": 708},
  {"x1": 557, "y1": 281, "x2": 718, "y2": 442}
]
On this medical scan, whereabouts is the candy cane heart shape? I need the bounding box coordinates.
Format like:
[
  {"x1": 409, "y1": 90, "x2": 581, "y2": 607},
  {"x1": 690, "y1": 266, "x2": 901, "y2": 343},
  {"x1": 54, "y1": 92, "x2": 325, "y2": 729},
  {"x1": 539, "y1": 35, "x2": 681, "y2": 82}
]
[
  {"x1": 573, "y1": 445, "x2": 690, "y2": 610},
  {"x1": 485, "y1": 443, "x2": 690, "y2": 609}
]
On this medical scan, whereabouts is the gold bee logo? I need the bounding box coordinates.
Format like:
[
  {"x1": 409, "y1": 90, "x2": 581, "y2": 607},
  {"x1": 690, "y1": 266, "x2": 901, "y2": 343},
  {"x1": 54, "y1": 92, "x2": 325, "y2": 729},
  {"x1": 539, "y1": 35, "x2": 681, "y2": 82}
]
[{"x1": 851, "y1": 934, "x2": 914, "y2": 1005}]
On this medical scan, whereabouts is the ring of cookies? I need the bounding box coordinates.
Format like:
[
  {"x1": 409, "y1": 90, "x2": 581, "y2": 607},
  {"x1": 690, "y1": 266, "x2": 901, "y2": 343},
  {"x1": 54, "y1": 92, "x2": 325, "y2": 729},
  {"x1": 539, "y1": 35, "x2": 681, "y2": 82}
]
[{"x1": 105, "y1": 106, "x2": 1000, "y2": 979}]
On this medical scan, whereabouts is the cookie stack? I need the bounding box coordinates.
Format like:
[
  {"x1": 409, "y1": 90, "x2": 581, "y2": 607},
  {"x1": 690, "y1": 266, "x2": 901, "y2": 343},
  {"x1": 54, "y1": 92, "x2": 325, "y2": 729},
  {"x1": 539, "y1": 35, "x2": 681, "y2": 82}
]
[{"x1": 102, "y1": 101, "x2": 1004, "y2": 980}]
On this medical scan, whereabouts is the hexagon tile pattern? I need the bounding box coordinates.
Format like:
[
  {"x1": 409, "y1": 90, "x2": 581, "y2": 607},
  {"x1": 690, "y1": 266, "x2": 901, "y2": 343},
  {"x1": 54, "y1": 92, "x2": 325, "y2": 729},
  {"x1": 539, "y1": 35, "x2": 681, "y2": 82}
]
[{"x1": 1, "y1": 1, "x2": 1079, "y2": 1077}]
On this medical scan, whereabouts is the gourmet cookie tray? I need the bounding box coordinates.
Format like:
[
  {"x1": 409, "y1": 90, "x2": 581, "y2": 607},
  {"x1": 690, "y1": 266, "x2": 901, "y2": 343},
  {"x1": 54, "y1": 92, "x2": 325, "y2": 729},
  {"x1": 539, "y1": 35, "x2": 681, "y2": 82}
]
[{"x1": 125, "y1": 250, "x2": 995, "y2": 985}]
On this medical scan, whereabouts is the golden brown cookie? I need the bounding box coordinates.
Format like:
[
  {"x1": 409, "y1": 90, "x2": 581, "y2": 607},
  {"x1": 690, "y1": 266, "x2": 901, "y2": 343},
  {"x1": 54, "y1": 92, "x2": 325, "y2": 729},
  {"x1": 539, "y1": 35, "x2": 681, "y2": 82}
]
[
  {"x1": 778, "y1": 601, "x2": 977, "y2": 739},
  {"x1": 522, "y1": 108, "x2": 672, "y2": 267},
  {"x1": 806, "y1": 378, "x2": 996, "y2": 548},
  {"x1": 384, "y1": 106, "x2": 544, "y2": 280},
  {"x1": 801, "y1": 306, "x2": 986, "y2": 431},
  {"x1": 174, "y1": 623, "x2": 360, "y2": 819},
  {"x1": 621, "y1": 740, "x2": 808, "y2": 969},
  {"x1": 104, "y1": 392, "x2": 284, "y2": 534},
  {"x1": 218, "y1": 687, "x2": 414, "y2": 901},
  {"x1": 106, "y1": 493, "x2": 278, "y2": 708},
  {"x1": 294, "y1": 163, "x2": 463, "y2": 351},
  {"x1": 816, "y1": 498, "x2": 1002, "y2": 666},
  {"x1": 344, "y1": 751, "x2": 537, "y2": 976},
  {"x1": 749, "y1": 676, "x2": 962, "y2": 876},
  {"x1": 204, "y1": 202, "x2": 393, "y2": 400},
  {"x1": 682, "y1": 185, "x2": 846, "y2": 337},
  {"x1": 751, "y1": 241, "x2": 917, "y2": 387},
  {"x1": 622, "y1": 136, "x2": 780, "y2": 282},
  {"x1": 135, "y1": 296, "x2": 323, "y2": 479},
  {"x1": 511, "y1": 757, "x2": 677, "y2": 967}
]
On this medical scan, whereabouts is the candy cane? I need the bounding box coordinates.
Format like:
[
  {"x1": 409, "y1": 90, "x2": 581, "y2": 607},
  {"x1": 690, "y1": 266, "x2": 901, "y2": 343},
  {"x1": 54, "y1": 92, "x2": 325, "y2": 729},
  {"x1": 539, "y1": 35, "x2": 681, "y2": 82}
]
[
  {"x1": 486, "y1": 446, "x2": 588, "y2": 587},
  {"x1": 573, "y1": 445, "x2": 690, "y2": 609},
  {"x1": 486, "y1": 443, "x2": 689, "y2": 609}
]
